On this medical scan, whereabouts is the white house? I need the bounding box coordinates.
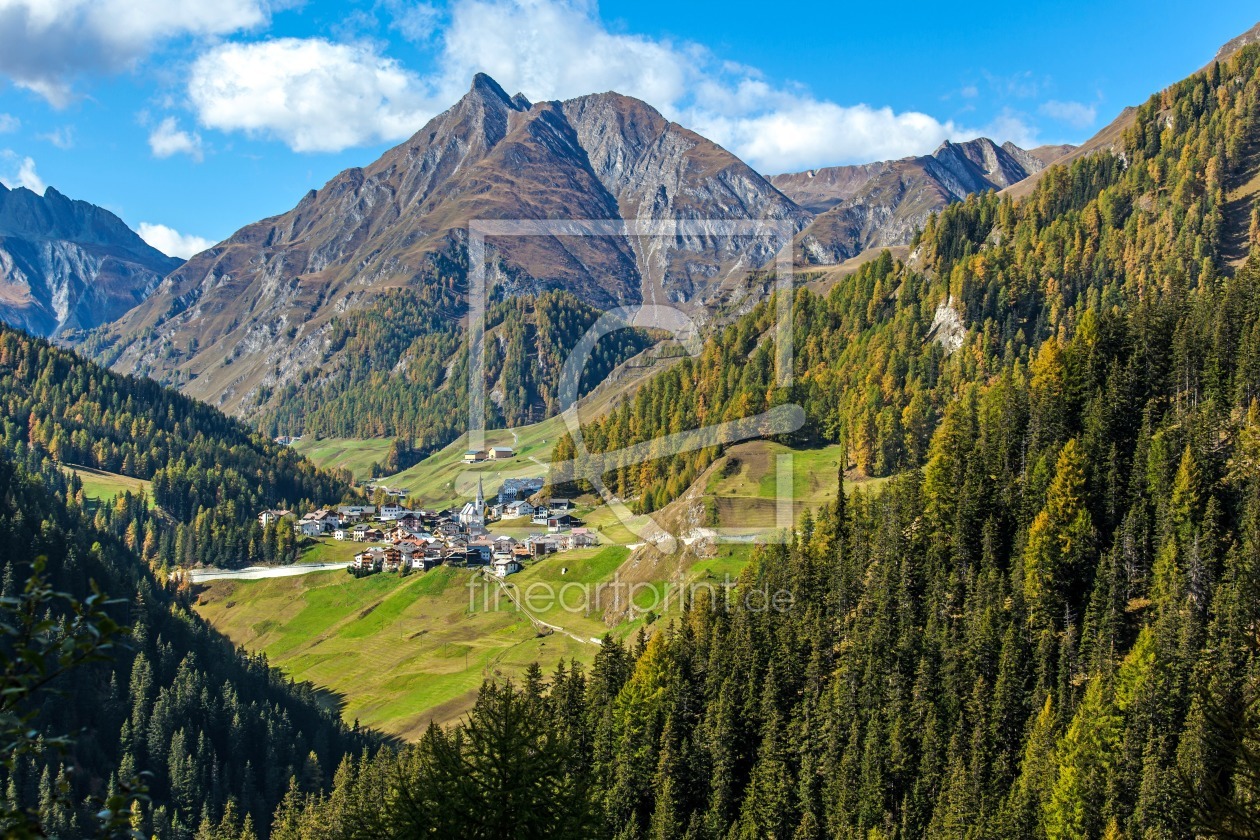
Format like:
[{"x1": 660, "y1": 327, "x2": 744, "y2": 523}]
[
  {"x1": 333, "y1": 528, "x2": 349, "y2": 541},
  {"x1": 503, "y1": 500, "x2": 535, "y2": 519},
  {"x1": 492, "y1": 557, "x2": 523, "y2": 577},
  {"x1": 379, "y1": 503, "x2": 406, "y2": 521},
  {"x1": 296, "y1": 521, "x2": 320, "y2": 538},
  {"x1": 258, "y1": 509, "x2": 292, "y2": 528}
]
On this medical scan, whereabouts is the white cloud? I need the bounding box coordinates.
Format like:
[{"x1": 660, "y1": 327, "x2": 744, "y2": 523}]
[
  {"x1": 429, "y1": 0, "x2": 1038, "y2": 171},
  {"x1": 188, "y1": 38, "x2": 434, "y2": 152},
  {"x1": 148, "y1": 116, "x2": 203, "y2": 161},
  {"x1": 429, "y1": 0, "x2": 1002, "y2": 172},
  {"x1": 385, "y1": 0, "x2": 441, "y2": 43},
  {"x1": 38, "y1": 126, "x2": 73, "y2": 148},
  {"x1": 0, "y1": 113, "x2": 18, "y2": 133},
  {"x1": 1040, "y1": 99, "x2": 1097, "y2": 129},
  {"x1": 0, "y1": 0, "x2": 269, "y2": 105},
  {"x1": 0, "y1": 150, "x2": 45, "y2": 192},
  {"x1": 136, "y1": 222, "x2": 214, "y2": 259},
  {"x1": 434, "y1": 0, "x2": 694, "y2": 111},
  {"x1": 182, "y1": 0, "x2": 1038, "y2": 170}
]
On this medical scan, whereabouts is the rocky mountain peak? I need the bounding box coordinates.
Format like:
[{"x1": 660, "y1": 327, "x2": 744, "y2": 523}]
[
  {"x1": 96, "y1": 74, "x2": 814, "y2": 416},
  {"x1": 773, "y1": 136, "x2": 1053, "y2": 266},
  {"x1": 1216, "y1": 21, "x2": 1260, "y2": 62},
  {"x1": 0, "y1": 185, "x2": 181, "y2": 338}
]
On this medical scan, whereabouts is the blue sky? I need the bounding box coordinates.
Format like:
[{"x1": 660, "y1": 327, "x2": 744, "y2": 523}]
[{"x1": 0, "y1": 0, "x2": 1254, "y2": 258}]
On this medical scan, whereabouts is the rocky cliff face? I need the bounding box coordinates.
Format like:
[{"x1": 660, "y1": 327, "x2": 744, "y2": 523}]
[
  {"x1": 0, "y1": 185, "x2": 180, "y2": 337},
  {"x1": 96, "y1": 74, "x2": 808, "y2": 415},
  {"x1": 562, "y1": 92, "x2": 809, "y2": 307},
  {"x1": 771, "y1": 138, "x2": 1070, "y2": 264}
]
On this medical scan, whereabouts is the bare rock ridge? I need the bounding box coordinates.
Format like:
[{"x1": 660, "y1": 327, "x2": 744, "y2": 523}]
[
  {"x1": 770, "y1": 137, "x2": 1067, "y2": 264},
  {"x1": 0, "y1": 184, "x2": 181, "y2": 337}
]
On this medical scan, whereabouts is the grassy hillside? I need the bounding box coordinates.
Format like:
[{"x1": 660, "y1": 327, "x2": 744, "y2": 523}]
[
  {"x1": 62, "y1": 464, "x2": 152, "y2": 504},
  {"x1": 291, "y1": 437, "x2": 393, "y2": 481},
  {"x1": 701, "y1": 440, "x2": 891, "y2": 531},
  {"x1": 193, "y1": 540, "x2": 763, "y2": 734},
  {"x1": 194, "y1": 565, "x2": 596, "y2": 737}
]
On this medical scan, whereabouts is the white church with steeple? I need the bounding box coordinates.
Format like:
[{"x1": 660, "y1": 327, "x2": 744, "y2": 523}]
[{"x1": 459, "y1": 477, "x2": 487, "y2": 530}]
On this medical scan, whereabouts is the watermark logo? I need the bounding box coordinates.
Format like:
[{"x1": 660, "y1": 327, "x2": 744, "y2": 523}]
[
  {"x1": 463, "y1": 219, "x2": 803, "y2": 552},
  {"x1": 466, "y1": 571, "x2": 796, "y2": 624}
]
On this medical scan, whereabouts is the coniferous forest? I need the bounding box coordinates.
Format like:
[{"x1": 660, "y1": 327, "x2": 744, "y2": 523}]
[{"x1": 0, "y1": 408, "x2": 377, "y2": 837}]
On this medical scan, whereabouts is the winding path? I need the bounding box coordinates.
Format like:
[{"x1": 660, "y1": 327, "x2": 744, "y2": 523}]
[{"x1": 479, "y1": 570, "x2": 601, "y2": 646}]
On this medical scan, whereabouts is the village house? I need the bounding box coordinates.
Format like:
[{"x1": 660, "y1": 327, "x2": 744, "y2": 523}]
[
  {"x1": 379, "y1": 503, "x2": 406, "y2": 521},
  {"x1": 487, "y1": 446, "x2": 514, "y2": 460},
  {"x1": 296, "y1": 509, "x2": 338, "y2": 537},
  {"x1": 492, "y1": 557, "x2": 523, "y2": 577},
  {"x1": 463, "y1": 449, "x2": 486, "y2": 463},
  {"x1": 380, "y1": 547, "x2": 403, "y2": 572},
  {"x1": 333, "y1": 527, "x2": 349, "y2": 541},
  {"x1": 257, "y1": 509, "x2": 292, "y2": 528},
  {"x1": 467, "y1": 537, "x2": 494, "y2": 564},
  {"x1": 564, "y1": 528, "x2": 598, "y2": 549},
  {"x1": 336, "y1": 505, "x2": 376, "y2": 522},
  {"x1": 498, "y1": 477, "x2": 544, "y2": 505},
  {"x1": 548, "y1": 513, "x2": 580, "y2": 533},
  {"x1": 528, "y1": 536, "x2": 560, "y2": 558},
  {"x1": 354, "y1": 549, "x2": 382, "y2": 571},
  {"x1": 352, "y1": 524, "x2": 384, "y2": 543},
  {"x1": 503, "y1": 500, "x2": 535, "y2": 519}
]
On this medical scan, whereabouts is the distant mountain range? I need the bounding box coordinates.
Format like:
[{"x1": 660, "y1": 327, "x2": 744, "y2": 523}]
[
  {"x1": 80, "y1": 73, "x2": 1060, "y2": 418},
  {"x1": 0, "y1": 184, "x2": 180, "y2": 337},
  {"x1": 772, "y1": 138, "x2": 1072, "y2": 264}
]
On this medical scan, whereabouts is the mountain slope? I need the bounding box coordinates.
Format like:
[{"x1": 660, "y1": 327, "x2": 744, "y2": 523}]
[
  {"x1": 0, "y1": 184, "x2": 180, "y2": 337},
  {"x1": 0, "y1": 325, "x2": 374, "y2": 836},
  {"x1": 91, "y1": 74, "x2": 807, "y2": 423},
  {"x1": 771, "y1": 137, "x2": 1066, "y2": 263}
]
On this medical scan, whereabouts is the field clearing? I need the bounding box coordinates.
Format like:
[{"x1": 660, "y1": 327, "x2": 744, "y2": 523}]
[
  {"x1": 705, "y1": 439, "x2": 891, "y2": 512},
  {"x1": 506, "y1": 546, "x2": 633, "y2": 641},
  {"x1": 296, "y1": 538, "x2": 366, "y2": 565},
  {"x1": 62, "y1": 465, "x2": 152, "y2": 505},
  {"x1": 193, "y1": 566, "x2": 594, "y2": 738},
  {"x1": 291, "y1": 438, "x2": 393, "y2": 480}
]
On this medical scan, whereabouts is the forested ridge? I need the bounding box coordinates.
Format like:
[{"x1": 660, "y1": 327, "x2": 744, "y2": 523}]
[
  {"x1": 263, "y1": 281, "x2": 654, "y2": 452},
  {"x1": 255, "y1": 44, "x2": 1260, "y2": 839},
  {"x1": 0, "y1": 324, "x2": 355, "y2": 568},
  {"x1": 0, "y1": 426, "x2": 378, "y2": 838},
  {"x1": 555, "y1": 44, "x2": 1259, "y2": 514}
]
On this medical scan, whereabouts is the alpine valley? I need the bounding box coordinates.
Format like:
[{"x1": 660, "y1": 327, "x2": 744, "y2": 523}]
[{"x1": 2, "y1": 12, "x2": 1260, "y2": 840}]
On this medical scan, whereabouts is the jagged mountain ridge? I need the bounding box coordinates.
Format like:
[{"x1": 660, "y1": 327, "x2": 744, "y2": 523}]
[
  {"x1": 92, "y1": 74, "x2": 1053, "y2": 425},
  {"x1": 771, "y1": 138, "x2": 1072, "y2": 264},
  {"x1": 0, "y1": 184, "x2": 181, "y2": 337},
  {"x1": 93, "y1": 74, "x2": 811, "y2": 417}
]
